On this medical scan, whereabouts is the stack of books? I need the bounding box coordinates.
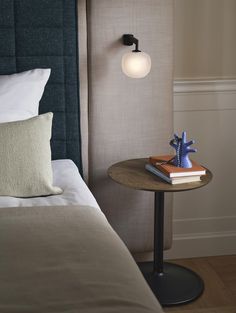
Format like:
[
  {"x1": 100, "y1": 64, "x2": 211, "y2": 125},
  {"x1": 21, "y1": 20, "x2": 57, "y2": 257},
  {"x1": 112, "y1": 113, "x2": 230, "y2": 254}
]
[{"x1": 145, "y1": 155, "x2": 206, "y2": 185}]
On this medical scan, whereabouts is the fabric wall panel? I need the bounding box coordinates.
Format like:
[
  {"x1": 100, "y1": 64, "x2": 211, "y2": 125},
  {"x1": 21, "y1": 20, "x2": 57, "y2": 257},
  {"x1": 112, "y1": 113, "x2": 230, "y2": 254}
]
[
  {"x1": 0, "y1": 0, "x2": 82, "y2": 172},
  {"x1": 78, "y1": 0, "x2": 89, "y2": 181},
  {"x1": 15, "y1": 0, "x2": 63, "y2": 26},
  {"x1": 0, "y1": 1, "x2": 14, "y2": 26},
  {"x1": 87, "y1": 0, "x2": 174, "y2": 254},
  {"x1": 40, "y1": 85, "x2": 65, "y2": 112},
  {"x1": 16, "y1": 30, "x2": 63, "y2": 56},
  {"x1": 0, "y1": 30, "x2": 15, "y2": 56}
]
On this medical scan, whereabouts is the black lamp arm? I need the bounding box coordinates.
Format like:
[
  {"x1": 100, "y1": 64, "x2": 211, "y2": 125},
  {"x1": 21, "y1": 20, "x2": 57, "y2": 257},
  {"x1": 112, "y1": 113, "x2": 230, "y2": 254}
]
[{"x1": 123, "y1": 34, "x2": 141, "y2": 52}]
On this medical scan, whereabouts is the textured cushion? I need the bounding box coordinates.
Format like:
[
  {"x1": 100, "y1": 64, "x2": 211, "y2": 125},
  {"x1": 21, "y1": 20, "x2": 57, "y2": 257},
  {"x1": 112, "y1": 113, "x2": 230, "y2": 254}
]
[
  {"x1": 0, "y1": 113, "x2": 62, "y2": 197},
  {"x1": 0, "y1": 68, "x2": 50, "y2": 123}
]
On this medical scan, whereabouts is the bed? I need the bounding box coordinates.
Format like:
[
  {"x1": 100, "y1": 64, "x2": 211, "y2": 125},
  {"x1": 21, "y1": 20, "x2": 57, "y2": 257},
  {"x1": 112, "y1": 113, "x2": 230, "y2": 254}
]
[
  {"x1": 0, "y1": 160, "x2": 100, "y2": 209},
  {"x1": 0, "y1": 160, "x2": 163, "y2": 313},
  {"x1": 0, "y1": 1, "x2": 163, "y2": 312}
]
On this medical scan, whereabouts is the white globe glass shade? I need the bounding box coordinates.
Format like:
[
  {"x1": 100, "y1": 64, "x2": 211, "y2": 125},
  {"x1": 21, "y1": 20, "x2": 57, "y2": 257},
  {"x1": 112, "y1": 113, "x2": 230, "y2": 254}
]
[{"x1": 121, "y1": 51, "x2": 151, "y2": 78}]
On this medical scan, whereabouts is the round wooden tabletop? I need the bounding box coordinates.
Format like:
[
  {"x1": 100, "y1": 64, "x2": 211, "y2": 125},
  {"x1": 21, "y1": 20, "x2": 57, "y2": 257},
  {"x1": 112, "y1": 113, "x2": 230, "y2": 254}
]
[{"x1": 108, "y1": 158, "x2": 213, "y2": 193}]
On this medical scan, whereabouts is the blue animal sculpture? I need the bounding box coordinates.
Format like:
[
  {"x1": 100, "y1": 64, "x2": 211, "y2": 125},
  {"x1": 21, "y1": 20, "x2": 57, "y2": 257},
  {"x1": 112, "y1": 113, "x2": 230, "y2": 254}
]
[{"x1": 169, "y1": 131, "x2": 197, "y2": 168}]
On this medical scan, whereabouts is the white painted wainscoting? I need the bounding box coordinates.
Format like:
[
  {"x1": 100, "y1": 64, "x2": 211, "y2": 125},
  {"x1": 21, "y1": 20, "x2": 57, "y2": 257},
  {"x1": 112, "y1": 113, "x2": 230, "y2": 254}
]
[{"x1": 165, "y1": 79, "x2": 236, "y2": 259}]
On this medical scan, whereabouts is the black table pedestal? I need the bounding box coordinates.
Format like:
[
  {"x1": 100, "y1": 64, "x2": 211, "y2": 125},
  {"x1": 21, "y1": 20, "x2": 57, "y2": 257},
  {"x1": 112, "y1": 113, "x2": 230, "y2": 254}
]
[
  {"x1": 139, "y1": 261, "x2": 204, "y2": 306},
  {"x1": 138, "y1": 192, "x2": 204, "y2": 307}
]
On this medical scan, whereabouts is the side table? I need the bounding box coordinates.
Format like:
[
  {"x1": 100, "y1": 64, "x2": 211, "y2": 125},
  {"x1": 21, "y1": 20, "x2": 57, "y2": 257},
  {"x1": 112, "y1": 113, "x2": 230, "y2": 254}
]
[{"x1": 108, "y1": 158, "x2": 212, "y2": 307}]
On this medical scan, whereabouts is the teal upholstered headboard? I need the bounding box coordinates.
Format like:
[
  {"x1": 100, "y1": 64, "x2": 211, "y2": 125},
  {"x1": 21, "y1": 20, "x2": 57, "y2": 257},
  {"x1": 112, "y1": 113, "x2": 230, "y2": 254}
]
[{"x1": 0, "y1": 0, "x2": 82, "y2": 173}]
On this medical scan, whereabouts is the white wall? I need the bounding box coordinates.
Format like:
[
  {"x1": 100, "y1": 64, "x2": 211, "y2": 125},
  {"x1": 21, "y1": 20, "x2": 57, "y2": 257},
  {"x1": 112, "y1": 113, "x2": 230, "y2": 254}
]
[
  {"x1": 165, "y1": 0, "x2": 236, "y2": 259},
  {"x1": 165, "y1": 80, "x2": 236, "y2": 259},
  {"x1": 174, "y1": 0, "x2": 236, "y2": 80}
]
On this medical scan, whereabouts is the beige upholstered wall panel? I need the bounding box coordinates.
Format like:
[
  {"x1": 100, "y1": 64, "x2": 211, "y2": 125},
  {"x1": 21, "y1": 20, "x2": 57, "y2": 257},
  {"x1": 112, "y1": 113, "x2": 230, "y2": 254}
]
[
  {"x1": 87, "y1": 0, "x2": 174, "y2": 253},
  {"x1": 78, "y1": 0, "x2": 89, "y2": 181}
]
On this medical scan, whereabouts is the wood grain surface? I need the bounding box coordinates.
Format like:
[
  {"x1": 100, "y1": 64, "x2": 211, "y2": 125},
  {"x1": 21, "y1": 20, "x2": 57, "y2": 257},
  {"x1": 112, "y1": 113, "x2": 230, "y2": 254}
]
[
  {"x1": 108, "y1": 158, "x2": 212, "y2": 192},
  {"x1": 164, "y1": 255, "x2": 236, "y2": 313}
]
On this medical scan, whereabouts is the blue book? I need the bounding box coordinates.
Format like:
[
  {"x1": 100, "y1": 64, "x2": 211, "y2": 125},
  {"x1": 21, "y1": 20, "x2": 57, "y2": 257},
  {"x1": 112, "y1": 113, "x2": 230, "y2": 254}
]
[{"x1": 145, "y1": 163, "x2": 172, "y2": 183}]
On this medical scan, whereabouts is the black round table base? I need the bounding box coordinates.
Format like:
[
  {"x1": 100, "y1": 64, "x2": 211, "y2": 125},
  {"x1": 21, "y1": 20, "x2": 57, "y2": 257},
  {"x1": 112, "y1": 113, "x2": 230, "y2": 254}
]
[{"x1": 139, "y1": 262, "x2": 204, "y2": 307}]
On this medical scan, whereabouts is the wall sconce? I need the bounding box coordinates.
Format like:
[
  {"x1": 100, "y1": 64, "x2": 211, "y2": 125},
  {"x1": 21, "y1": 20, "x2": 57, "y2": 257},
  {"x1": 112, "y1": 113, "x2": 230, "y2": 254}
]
[{"x1": 121, "y1": 34, "x2": 151, "y2": 79}]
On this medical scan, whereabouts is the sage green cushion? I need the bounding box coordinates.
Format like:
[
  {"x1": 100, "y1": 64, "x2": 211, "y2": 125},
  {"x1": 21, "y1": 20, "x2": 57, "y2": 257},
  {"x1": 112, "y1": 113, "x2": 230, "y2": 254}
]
[{"x1": 0, "y1": 113, "x2": 62, "y2": 197}]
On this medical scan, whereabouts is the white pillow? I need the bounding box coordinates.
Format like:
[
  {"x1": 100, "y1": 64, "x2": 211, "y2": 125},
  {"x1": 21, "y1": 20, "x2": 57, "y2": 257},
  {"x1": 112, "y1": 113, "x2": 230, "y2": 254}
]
[
  {"x1": 0, "y1": 112, "x2": 62, "y2": 197},
  {"x1": 0, "y1": 68, "x2": 51, "y2": 123}
]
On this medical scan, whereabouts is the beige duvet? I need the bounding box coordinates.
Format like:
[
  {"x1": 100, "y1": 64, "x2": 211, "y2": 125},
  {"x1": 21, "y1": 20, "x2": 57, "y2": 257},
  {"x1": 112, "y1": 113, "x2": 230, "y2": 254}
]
[{"x1": 0, "y1": 205, "x2": 163, "y2": 313}]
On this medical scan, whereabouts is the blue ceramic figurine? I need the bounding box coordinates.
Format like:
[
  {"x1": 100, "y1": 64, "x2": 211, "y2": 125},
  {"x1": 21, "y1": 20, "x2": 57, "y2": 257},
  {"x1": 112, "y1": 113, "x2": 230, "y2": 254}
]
[{"x1": 170, "y1": 131, "x2": 197, "y2": 168}]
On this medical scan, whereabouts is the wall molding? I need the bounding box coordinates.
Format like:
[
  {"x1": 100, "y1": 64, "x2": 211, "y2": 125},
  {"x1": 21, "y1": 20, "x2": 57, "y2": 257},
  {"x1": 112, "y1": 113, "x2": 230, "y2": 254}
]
[
  {"x1": 171, "y1": 79, "x2": 236, "y2": 259},
  {"x1": 164, "y1": 215, "x2": 236, "y2": 259},
  {"x1": 173, "y1": 215, "x2": 236, "y2": 235},
  {"x1": 134, "y1": 227, "x2": 236, "y2": 261},
  {"x1": 174, "y1": 79, "x2": 236, "y2": 94},
  {"x1": 165, "y1": 231, "x2": 236, "y2": 260},
  {"x1": 173, "y1": 79, "x2": 236, "y2": 112}
]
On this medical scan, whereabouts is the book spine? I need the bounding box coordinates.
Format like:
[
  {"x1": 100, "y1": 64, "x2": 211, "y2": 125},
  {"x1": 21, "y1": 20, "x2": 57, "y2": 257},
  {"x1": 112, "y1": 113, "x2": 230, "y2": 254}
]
[{"x1": 145, "y1": 164, "x2": 172, "y2": 184}]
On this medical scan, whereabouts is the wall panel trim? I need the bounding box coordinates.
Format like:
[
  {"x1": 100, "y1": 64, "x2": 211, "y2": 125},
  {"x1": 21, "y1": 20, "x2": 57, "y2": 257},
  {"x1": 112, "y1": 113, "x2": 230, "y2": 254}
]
[
  {"x1": 165, "y1": 232, "x2": 236, "y2": 259},
  {"x1": 174, "y1": 79, "x2": 236, "y2": 112},
  {"x1": 174, "y1": 79, "x2": 236, "y2": 94},
  {"x1": 171, "y1": 78, "x2": 236, "y2": 259}
]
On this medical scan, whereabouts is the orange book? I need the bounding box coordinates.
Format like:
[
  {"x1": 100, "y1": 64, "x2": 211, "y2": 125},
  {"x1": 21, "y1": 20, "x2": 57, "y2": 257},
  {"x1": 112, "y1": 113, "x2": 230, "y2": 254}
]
[{"x1": 149, "y1": 155, "x2": 206, "y2": 178}]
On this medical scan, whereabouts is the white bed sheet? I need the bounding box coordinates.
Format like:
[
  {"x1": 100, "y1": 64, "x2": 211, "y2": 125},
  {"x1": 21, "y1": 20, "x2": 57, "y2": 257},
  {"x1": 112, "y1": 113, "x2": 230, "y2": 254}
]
[{"x1": 0, "y1": 159, "x2": 100, "y2": 209}]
